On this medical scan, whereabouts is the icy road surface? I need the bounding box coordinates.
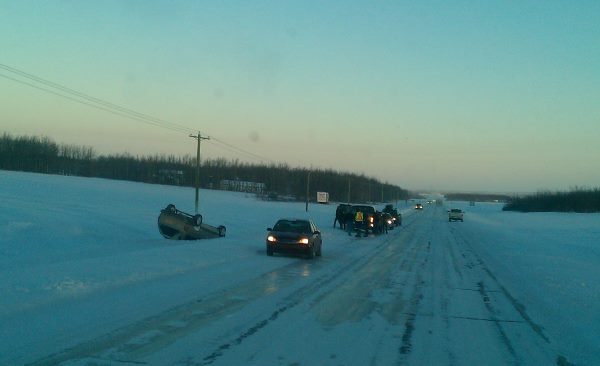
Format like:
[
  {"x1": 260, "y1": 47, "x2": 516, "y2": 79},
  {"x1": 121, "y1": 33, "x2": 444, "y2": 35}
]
[
  {"x1": 1, "y1": 171, "x2": 598, "y2": 365},
  {"x1": 38, "y1": 210, "x2": 560, "y2": 366}
]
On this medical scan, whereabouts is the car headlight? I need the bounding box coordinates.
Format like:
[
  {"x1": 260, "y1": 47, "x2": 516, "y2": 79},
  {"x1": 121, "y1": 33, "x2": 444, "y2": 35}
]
[
  {"x1": 387, "y1": 220, "x2": 392, "y2": 225},
  {"x1": 267, "y1": 235, "x2": 277, "y2": 242},
  {"x1": 299, "y1": 238, "x2": 309, "y2": 244}
]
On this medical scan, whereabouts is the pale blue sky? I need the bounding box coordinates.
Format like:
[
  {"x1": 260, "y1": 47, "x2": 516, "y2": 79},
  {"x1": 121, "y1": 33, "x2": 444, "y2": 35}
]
[{"x1": 1, "y1": 1, "x2": 599, "y2": 192}]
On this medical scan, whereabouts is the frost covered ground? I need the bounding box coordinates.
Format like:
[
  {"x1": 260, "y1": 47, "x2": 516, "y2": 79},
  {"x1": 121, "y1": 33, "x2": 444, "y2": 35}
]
[{"x1": 1, "y1": 170, "x2": 599, "y2": 365}]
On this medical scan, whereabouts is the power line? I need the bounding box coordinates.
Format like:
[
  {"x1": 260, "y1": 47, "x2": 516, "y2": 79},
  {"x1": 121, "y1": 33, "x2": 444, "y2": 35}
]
[
  {"x1": 0, "y1": 63, "x2": 195, "y2": 134},
  {"x1": 209, "y1": 137, "x2": 275, "y2": 164},
  {"x1": 1, "y1": 63, "x2": 278, "y2": 164},
  {"x1": 0, "y1": 72, "x2": 191, "y2": 134}
]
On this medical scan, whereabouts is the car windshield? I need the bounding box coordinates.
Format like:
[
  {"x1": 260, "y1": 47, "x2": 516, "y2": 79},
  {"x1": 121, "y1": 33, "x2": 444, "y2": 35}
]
[{"x1": 273, "y1": 220, "x2": 311, "y2": 233}]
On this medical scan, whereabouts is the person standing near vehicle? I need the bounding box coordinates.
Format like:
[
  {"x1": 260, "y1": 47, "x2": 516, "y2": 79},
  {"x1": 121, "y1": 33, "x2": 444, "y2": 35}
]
[
  {"x1": 346, "y1": 210, "x2": 354, "y2": 236},
  {"x1": 354, "y1": 209, "x2": 365, "y2": 237},
  {"x1": 373, "y1": 211, "x2": 382, "y2": 234},
  {"x1": 335, "y1": 204, "x2": 349, "y2": 230},
  {"x1": 382, "y1": 213, "x2": 389, "y2": 234}
]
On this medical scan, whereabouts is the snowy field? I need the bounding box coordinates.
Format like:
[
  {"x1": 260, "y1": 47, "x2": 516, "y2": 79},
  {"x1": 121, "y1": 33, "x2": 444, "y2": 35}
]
[{"x1": 1, "y1": 170, "x2": 599, "y2": 365}]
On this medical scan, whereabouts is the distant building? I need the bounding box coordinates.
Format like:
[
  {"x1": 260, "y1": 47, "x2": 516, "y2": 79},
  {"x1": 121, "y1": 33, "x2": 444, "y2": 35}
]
[
  {"x1": 220, "y1": 179, "x2": 266, "y2": 194},
  {"x1": 158, "y1": 169, "x2": 184, "y2": 185}
]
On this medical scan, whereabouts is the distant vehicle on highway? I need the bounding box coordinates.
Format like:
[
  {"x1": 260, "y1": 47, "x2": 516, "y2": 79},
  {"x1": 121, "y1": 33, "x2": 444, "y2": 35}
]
[
  {"x1": 266, "y1": 219, "x2": 322, "y2": 258},
  {"x1": 415, "y1": 203, "x2": 424, "y2": 210},
  {"x1": 448, "y1": 209, "x2": 464, "y2": 222}
]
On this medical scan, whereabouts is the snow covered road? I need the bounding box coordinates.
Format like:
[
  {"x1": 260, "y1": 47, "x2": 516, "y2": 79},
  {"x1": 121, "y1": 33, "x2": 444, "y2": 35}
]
[
  {"x1": 22, "y1": 210, "x2": 563, "y2": 366},
  {"x1": 1, "y1": 171, "x2": 597, "y2": 365}
]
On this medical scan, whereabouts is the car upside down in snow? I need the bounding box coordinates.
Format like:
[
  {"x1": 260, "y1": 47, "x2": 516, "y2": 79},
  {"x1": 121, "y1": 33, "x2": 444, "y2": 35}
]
[{"x1": 158, "y1": 204, "x2": 226, "y2": 240}]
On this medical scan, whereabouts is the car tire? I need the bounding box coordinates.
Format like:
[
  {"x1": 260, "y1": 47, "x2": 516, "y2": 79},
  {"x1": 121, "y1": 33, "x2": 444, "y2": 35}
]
[
  {"x1": 193, "y1": 214, "x2": 203, "y2": 226},
  {"x1": 316, "y1": 243, "x2": 322, "y2": 257},
  {"x1": 307, "y1": 245, "x2": 315, "y2": 259},
  {"x1": 266, "y1": 247, "x2": 273, "y2": 256}
]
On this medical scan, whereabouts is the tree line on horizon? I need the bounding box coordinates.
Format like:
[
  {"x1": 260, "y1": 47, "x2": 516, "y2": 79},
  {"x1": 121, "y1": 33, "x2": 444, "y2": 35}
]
[
  {"x1": 503, "y1": 187, "x2": 600, "y2": 213},
  {"x1": 0, "y1": 132, "x2": 410, "y2": 204},
  {"x1": 444, "y1": 192, "x2": 512, "y2": 203}
]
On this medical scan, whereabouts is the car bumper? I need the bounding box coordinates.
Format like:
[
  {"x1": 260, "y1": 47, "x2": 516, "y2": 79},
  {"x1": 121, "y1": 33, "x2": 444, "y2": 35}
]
[{"x1": 267, "y1": 242, "x2": 312, "y2": 253}]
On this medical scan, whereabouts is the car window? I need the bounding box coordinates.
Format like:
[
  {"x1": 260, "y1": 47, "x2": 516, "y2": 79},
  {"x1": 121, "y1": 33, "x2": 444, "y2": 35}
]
[
  {"x1": 274, "y1": 220, "x2": 310, "y2": 233},
  {"x1": 273, "y1": 221, "x2": 291, "y2": 232},
  {"x1": 296, "y1": 222, "x2": 311, "y2": 233}
]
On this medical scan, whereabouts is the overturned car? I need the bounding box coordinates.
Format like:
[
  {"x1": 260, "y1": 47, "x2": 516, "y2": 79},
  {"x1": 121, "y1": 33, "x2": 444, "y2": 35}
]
[{"x1": 158, "y1": 204, "x2": 226, "y2": 240}]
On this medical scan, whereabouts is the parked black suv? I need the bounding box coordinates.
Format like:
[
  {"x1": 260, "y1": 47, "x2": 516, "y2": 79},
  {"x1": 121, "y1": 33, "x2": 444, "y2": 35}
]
[
  {"x1": 382, "y1": 204, "x2": 402, "y2": 227},
  {"x1": 351, "y1": 205, "x2": 376, "y2": 236}
]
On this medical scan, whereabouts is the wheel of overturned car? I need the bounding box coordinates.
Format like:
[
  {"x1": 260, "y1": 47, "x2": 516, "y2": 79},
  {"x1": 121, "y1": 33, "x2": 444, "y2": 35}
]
[
  {"x1": 218, "y1": 225, "x2": 226, "y2": 237},
  {"x1": 192, "y1": 214, "x2": 203, "y2": 226},
  {"x1": 166, "y1": 204, "x2": 176, "y2": 213}
]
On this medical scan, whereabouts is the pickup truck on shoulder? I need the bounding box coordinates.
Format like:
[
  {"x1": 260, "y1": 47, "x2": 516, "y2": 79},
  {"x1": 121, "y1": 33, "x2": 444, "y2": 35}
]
[{"x1": 448, "y1": 209, "x2": 464, "y2": 222}]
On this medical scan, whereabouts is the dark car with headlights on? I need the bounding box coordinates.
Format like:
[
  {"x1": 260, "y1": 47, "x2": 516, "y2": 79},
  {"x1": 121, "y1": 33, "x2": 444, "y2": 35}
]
[{"x1": 266, "y1": 219, "x2": 322, "y2": 258}]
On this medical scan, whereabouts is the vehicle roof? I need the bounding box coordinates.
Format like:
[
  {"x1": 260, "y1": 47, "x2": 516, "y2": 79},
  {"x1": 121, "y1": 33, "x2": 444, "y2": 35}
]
[
  {"x1": 352, "y1": 205, "x2": 375, "y2": 210},
  {"x1": 271, "y1": 219, "x2": 315, "y2": 233},
  {"x1": 275, "y1": 218, "x2": 312, "y2": 223}
]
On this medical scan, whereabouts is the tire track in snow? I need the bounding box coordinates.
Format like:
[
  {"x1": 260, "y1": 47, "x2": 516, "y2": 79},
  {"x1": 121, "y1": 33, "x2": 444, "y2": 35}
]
[
  {"x1": 305, "y1": 209, "x2": 434, "y2": 366},
  {"x1": 453, "y1": 227, "x2": 550, "y2": 342},
  {"x1": 27, "y1": 260, "x2": 323, "y2": 365},
  {"x1": 448, "y1": 221, "x2": 564, "y2": 365},
  {"x1": 200, "y1": 220, "x2": 426, "y2": 365},
  {"x1": 311, "y1": 221, "x2": 425, "y2": 327},
  {"x1": 395, "y1": 210, "x2": 439, "y2": 365}
]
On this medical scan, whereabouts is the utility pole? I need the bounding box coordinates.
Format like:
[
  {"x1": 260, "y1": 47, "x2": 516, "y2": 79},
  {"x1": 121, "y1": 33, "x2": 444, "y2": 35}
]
[
  {"x1": 305, "y1": 170, "x2": 311, "y2": 212},
  {"x1": 347, "y1": 178, "x2": 351, "y2": 204},
  {"x1": 189, "y1": 131, "x2": 210, "y2": 214}
]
